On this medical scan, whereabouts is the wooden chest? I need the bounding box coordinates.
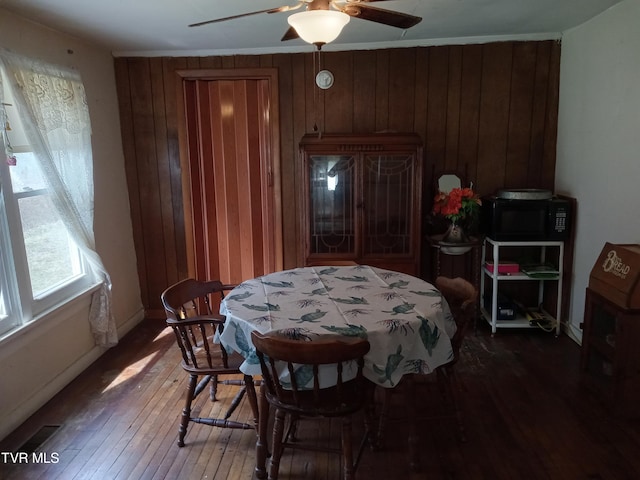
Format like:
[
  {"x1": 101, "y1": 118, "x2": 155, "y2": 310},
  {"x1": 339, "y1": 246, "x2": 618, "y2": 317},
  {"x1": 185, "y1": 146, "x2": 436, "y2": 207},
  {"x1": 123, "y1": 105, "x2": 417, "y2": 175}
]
[{"x1": 589, "y1": 243, "x2": 640, "y2": 311}]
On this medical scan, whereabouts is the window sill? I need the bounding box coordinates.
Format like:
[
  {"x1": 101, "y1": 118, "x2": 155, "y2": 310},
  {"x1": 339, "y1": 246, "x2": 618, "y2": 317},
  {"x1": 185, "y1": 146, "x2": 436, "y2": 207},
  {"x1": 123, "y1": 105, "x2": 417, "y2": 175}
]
[{"x1": 0, "y1": 282, "x2": 101, "y2": 348}]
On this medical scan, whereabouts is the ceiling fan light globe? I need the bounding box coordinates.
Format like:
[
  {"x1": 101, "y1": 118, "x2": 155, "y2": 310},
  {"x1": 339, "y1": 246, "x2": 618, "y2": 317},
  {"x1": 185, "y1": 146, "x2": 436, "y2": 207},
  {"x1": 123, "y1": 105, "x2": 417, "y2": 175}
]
[{"x1": 287, "y1": 10, "x2": 350, "y2": 45}]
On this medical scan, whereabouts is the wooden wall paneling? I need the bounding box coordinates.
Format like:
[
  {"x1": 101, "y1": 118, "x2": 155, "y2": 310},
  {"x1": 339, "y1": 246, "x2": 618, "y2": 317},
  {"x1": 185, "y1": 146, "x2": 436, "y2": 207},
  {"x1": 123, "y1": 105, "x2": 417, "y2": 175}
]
[
  {"x1": 505, "y1": 42, "x2": 537, "y2": 188},
  {"x1": 528, "y1": 42, "x2": 551, "y2": 188},
  {"x1": 414, "y1": 48, "x2": 430, "y2": 219},
  {"x1": 413, "y1": 47, "x2": 429, "y2": 139},
  {"x1": 425, "y1": 46, "x2": 449, "y2": 174},
  {"x1": 258, "y1": 58, "x2": 285, "y2": 273},
  {"x1": 256, "y1": 57, "x2": 284, "y2": 271},
  {"x1": 445, "y1": 46, "x2": 463, "y2": 173},
  {"x1": 476, "y1": 42, "x2": 514, "y2": 195},
  {"x1": 374, "y1": 49, "x2": 390, "y2": 132},
  {"x1": 279, "y1": 53, "x2": 302, "y2": 268},
  {"x1": 303, "y1": 53, "x2": 323, "y2": 133},
  {"x1": 221, "y1": 56, "x2": 235, "y2": 69},
  {"x1": 458, "y1": 45, "x2": 483, "y2": 191},
  {"x1": 259, "y1": 55, "x2": 275, "y2": 68},
  {"x1": 149, "y1": 57, "x2": 178, "y2": 289},
  {"x1": 422, "y1": 46, "x2": 449, "y2": 228},
  {"x1": 187, "y1": 57, "x2": 201, "y2": 69},
  {"x1": 285, "y1": 53, "x2": 304, "y2": 140},
  {"x1": 388, "y1": 49, "x2": 417, "y2": 133},
  {"x1": 542, "y1": 42, "x2": 561, "y2": 190},
  {"x1": 115, "y1": 42, "x2": 562, "y2": 314},
  {"x1": 197, "y1": 56, "x2": 222, "y2": 70},
  {"x1": 234, "y1": 55, "x2": 262, "y2": 69},
  {"x1": 114, "y1": 57, "x2": 149, "y2": 310},
  {"x1": 162, "y1": 57, "x2": 189, "y2": 282},
  {"x1": 324, "y1": 50, "x2": 353, "y2": 133},
  {"x1": 128, "y1": 57, "x2": 168, "y2": 311},
  {"x1": 352, "y1": 50, "x2": 378, "y2": 134}
]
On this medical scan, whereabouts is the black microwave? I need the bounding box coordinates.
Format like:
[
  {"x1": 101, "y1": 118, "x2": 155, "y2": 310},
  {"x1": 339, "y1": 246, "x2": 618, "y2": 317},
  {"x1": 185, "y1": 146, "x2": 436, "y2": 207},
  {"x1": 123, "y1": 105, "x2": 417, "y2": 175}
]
[{"x1": 480, "y1": 196, "x2": 571, "y2": 241}]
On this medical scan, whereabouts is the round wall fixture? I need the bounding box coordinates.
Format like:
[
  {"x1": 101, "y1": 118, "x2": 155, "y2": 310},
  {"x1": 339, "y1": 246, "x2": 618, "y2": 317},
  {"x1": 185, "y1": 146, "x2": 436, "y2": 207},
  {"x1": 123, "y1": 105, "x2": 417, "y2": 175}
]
[{"x1": 315, "y1": 69, "x2": 334, "y2": 89}]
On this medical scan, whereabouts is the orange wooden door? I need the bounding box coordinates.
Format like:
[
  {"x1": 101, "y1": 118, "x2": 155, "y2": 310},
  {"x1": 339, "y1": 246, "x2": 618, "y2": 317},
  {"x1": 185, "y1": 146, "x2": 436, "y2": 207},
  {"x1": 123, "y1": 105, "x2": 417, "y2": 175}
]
[{"x1": 178, "y1": 70, "x2": 282, "y2": 284}]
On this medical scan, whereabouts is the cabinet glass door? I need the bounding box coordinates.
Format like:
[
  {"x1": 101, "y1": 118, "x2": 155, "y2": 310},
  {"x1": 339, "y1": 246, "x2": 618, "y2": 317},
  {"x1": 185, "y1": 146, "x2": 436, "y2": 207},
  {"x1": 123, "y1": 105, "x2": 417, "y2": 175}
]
[
  {"x1": 362, "y1": 154, "x2": 415, "y2": 255},
  {"x1": 308, "y1": 155, "x2": 355, "y2": 254}
]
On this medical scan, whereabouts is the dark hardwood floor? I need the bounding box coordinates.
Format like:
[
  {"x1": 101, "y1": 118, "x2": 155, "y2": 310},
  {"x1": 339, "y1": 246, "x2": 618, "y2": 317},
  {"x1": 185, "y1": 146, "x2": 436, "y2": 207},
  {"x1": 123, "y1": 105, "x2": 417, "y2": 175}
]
[{"x1": 2, "y1": 318, "x2": 640, "y2": 480}]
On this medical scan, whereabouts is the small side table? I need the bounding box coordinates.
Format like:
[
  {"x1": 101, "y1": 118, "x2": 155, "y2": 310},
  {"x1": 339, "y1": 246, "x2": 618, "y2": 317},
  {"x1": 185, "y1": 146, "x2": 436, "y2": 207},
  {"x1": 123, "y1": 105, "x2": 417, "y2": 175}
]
[{"x1": 427, "y1": 234, "x2": 482, "y2": 330}]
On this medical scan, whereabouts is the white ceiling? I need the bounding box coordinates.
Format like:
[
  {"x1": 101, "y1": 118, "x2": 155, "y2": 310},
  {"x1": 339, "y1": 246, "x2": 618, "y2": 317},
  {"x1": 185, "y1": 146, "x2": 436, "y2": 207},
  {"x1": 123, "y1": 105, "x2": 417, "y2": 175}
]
[{"x1": 0, "y1": 0, "x2": 622, "y2": 56}]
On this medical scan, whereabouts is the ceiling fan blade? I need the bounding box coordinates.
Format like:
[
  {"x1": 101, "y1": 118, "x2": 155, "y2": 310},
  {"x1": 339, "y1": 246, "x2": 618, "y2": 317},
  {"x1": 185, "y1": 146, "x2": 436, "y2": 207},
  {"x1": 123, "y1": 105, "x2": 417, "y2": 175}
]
[
  {"x1": 189, "y1": 3, "x2": 302, "y2": 28},
  {"x1": 281, "y1": 26, "x2": 300, "y2": 41},
  {"x1": 343, "y1": 4, "x2": 422, "y2": 29}
]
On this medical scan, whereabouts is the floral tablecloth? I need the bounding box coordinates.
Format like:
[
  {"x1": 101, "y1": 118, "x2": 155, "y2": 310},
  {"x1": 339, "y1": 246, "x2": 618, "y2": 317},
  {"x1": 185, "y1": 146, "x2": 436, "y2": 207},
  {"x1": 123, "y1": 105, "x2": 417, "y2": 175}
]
[{"x1": 219, "y1": 265, "x2": 456, "y2": 388}]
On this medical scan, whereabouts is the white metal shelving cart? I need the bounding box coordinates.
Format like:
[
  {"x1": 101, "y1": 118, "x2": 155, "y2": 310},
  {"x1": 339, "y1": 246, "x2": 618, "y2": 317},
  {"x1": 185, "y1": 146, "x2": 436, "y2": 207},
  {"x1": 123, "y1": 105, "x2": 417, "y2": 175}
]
[{"x1": 480, "y1": 237, "x2": 564, "y2": 335}]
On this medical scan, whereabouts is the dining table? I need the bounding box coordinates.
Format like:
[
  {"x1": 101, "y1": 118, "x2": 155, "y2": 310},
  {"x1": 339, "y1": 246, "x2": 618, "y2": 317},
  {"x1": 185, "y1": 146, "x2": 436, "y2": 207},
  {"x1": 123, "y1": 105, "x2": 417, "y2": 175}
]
[{"x1": 218, "y1": 264, "x2": 457, "y2": 478}]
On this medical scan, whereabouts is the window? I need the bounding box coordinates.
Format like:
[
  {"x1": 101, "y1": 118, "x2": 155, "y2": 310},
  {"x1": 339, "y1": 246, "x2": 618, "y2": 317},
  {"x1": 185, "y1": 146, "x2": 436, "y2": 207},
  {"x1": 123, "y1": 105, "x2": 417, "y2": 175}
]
[
  {"x1": 0, "y1": 196, "x2": 19, "y2": 332},
  {"x1": 1, "y1": 90, "x2": 90, "y2": 337},
  {"x1": 0, "y1": 54, "x2": 115, "y2": 345},
  {"x1": 11, "y1": 152, "x2": 85, "y2": 295}
]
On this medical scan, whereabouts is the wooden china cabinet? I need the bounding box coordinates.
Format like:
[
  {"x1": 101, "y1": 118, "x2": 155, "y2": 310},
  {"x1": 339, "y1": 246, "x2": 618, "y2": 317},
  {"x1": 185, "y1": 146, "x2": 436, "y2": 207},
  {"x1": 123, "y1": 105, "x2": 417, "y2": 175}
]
[{"x1": 298, "y1": 133, "x2": 423, "y2": 276}]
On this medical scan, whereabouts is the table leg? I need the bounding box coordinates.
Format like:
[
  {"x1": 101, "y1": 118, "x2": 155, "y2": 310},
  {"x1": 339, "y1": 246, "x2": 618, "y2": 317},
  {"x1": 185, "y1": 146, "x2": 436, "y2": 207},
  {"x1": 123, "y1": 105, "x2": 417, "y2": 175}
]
[{"x1": 255, "y1": 383, "x2": 269, "y2": 479}]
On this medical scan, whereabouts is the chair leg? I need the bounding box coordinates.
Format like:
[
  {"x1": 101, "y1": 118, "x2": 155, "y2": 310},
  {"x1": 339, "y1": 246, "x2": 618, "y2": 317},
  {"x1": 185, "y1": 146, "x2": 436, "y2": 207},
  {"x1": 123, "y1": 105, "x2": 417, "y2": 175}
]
[
  {"x1": 255, "y1": 384, "x2": 270, "y2": 480},
  {"x1": 341, "y1": 417, "x2": 355, "y2": 480},
  {"x1": 285, "y1": 414, "x2": 300, "y2": 442},
  {"x1": 223, "y1": 386, "x2": 247, "y2": 419},
  {"x1": 178, "y1": 374, "x2": 198, "y2": 447},
  {"x1": 194, "y1": 375, "x2": 212, "y2": 399},
  {"x1": 268, "y1": 408, "x2": 286, "y2": 480},
  {"x1": 209, "y1": 374, "x2": 218, "y2": 401},
  {"x1": 244, "y1": 374, "x2": 260, "y2": 430}
]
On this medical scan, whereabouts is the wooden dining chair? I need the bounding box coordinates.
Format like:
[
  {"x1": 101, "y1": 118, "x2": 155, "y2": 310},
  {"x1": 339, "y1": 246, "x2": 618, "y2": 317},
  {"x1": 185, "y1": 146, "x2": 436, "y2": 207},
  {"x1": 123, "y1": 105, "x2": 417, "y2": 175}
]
[
  {"x1": 431, "y1": 276, "x2": 478, "y2": 436},
  {"x1": 251, "y1": 331, "x2": 375, "y2": 480},
  {"x1": 376, "y1": 276, "x2": 478, "y2": 471},
  {"x1": 161, "y1": 278, "x2": 259, "y2": 447}
]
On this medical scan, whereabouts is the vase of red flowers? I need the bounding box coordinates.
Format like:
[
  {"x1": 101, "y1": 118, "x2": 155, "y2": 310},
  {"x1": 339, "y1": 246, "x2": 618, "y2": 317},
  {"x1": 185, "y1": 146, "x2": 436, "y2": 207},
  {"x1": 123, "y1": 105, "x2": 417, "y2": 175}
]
[{"x1": 432, "y1": 187, "x2": 481, "y2": 247}]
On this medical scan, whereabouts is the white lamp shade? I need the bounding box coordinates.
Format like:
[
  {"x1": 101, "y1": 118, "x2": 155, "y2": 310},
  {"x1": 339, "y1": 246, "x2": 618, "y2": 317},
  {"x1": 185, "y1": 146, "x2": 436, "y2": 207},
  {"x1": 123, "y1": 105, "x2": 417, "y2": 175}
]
[{"x1": 287, "y1": 10, "x2": 350, "y2": 45}]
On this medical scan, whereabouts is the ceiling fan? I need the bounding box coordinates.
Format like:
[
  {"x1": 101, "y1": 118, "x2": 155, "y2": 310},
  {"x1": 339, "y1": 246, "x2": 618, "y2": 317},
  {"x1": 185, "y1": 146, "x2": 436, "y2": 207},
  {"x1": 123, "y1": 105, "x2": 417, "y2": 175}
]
[{"x1": 189, "y1": 0, "x2": 422, "y2": 44}]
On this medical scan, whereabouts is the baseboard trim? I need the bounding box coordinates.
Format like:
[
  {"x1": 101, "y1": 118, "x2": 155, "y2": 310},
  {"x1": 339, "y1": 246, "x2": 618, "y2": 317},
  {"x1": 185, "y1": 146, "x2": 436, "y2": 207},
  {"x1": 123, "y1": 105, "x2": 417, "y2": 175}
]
[{"x1": 0, "y1": 307, "x2": 145, "y2": 442}]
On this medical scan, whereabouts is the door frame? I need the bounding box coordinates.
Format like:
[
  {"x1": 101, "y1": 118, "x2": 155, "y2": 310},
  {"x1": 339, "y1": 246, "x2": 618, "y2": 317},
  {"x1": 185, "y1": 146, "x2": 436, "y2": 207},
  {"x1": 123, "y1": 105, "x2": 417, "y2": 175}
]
[{"x1": 175, "y1": 68, "x2": 283, "y2": 278}]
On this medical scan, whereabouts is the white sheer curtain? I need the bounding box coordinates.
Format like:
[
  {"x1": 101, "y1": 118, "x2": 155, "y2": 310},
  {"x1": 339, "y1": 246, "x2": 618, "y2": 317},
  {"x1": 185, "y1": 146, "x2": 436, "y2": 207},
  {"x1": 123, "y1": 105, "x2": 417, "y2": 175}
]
[{"x1": 0, "y1": 50, "x2": 117, "y2": 346}]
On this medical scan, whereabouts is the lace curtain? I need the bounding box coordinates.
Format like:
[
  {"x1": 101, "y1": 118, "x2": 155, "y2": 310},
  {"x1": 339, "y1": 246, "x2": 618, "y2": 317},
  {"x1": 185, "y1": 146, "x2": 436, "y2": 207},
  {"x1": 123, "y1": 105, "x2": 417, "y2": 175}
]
[{"x1": 0, "y1": 50, "x2": 117, "y2": 347}]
